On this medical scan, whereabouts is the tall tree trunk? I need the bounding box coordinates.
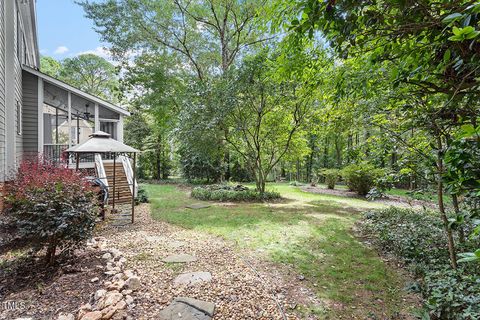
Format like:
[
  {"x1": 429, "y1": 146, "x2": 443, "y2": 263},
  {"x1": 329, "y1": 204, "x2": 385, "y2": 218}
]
[
  {"x1": 296, "y1": 158, "x2": 300, "y2": 181},
  {"x1": 306, "y1": 152, "x2": 314, "y2": 183},
  {"x1": 334, "y1": 137, "x2": 342, "y2": 167},
  {"x1": 323, "y1": 137, "x2": 328, "y2": 168},
  {"x1": 436, "y1": 136, "x2": 457, "y2": 269}
]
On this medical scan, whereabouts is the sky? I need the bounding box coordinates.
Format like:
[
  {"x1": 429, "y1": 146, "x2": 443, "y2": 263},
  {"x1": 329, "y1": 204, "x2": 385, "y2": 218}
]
[{"x1": 36, "y1": 0, "x2": 109, "y2": 60}]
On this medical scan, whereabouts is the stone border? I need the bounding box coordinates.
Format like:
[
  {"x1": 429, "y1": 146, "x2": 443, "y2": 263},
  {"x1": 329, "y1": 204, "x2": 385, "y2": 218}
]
[{"x1": 56, "y1": 237, "x2": 142, "y2": 320}]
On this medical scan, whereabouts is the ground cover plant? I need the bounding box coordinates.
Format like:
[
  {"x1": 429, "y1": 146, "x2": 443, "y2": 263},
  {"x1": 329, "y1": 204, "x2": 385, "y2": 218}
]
[{"x1": 361, "y1": 207, "x2": 480, "y2": 319}]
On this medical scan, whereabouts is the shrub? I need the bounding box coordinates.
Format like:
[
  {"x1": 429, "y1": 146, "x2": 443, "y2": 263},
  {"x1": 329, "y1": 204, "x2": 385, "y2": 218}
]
[
  {"x1": 321, "y1": 169, "x2": 340, "y2": 189},
  {"x1": 135, "y1": 187, "x2": 149, "y2": 204},
  {"x1": 191, "y1": 184, "x2": 280, "y2": 202},
  {"x1": 360, "y1": 207, "x2": 480, "y2": 319},
  {"x1": 289, "y1": 181, "x2": 304, "y2": 186},
  {"x1": 341, "y1": 163, "x2": 384, "y2": 195},
  {"x1": 4, "y1": 158, "x2": 97, "y2": 265}
]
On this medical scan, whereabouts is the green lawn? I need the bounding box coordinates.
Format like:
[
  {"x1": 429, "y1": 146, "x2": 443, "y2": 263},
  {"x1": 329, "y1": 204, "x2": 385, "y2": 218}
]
[{"x1": 144, "y1": 182, "x2": 417, "y2": 318}]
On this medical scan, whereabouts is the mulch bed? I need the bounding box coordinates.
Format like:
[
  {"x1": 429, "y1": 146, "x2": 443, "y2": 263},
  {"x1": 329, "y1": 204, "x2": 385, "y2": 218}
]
[
  {"x1": 301, "y1": 185, "x2": 436, "y2": 209},
  {"x1": 0, "y1": 249, "x2": 107, "y2": 319}
]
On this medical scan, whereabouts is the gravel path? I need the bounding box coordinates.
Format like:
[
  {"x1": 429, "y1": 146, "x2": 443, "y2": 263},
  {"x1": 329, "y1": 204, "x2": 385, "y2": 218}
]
[{"x1": 102, "y1": 204, "x2": 319, "y2": 320}]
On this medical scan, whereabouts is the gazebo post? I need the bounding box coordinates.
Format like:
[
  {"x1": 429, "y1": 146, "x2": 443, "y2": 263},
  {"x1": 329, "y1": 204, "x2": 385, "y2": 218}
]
[
  {"x1": 75, "y1": 153, "x2": 80, "y2": 171},
  {"x1": 112, "y1": 153, "x2": 116, "y2": 211},
  {"x1": 131, "y1": 152, "x2": 136, "y2": 224}
]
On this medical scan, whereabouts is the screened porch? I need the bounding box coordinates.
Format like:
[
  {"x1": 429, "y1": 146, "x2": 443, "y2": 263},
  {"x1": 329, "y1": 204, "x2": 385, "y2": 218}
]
[{"x1": 23, "y1": 66, "x2": 129, "y2": 166}]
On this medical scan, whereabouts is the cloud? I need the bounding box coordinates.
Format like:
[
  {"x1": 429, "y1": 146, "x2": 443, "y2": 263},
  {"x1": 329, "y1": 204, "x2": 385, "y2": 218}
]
[
  {"x1": 54, "y1": 46, "x2": 69, "y2": 54},
  {"x1": 76, "y1": 47, "x2": 112, "y2": 60}
]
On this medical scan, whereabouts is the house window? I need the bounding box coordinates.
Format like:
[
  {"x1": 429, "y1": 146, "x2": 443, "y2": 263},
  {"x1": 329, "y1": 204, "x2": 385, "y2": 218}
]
[{"x1": 16, "y1": 101, "x2": 22, "y2": 135}]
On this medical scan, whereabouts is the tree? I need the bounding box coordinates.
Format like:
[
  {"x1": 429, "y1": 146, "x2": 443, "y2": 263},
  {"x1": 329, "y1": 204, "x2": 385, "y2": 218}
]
[
  {"x1": 78, "y1": 0, "x2": 268, "y2": 79},
  {"x1": 225, "y1": 51, "x2": 310, "y2": 192},
  {"x1": 40, "y1": 56, "x2": 62, "y2": 78},
  {"x1": 79, "y1": 0, "x2": 273, "y2": 180},
  {"x1": 40, "y1": 54, "x2": 120, "y2": 101},
  {"x1": 273, "y1": 0, "x2": 480, "y2": 269},
  {"x1": 123, "y1": 53, "x2": 179, "y2": 179},
  {"x1": 60, "y1": 54, "x2": 120, "y2": 100}
]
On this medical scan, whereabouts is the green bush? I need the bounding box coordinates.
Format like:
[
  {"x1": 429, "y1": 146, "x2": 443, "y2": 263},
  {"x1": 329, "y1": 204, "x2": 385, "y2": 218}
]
[
  {"x1": 191, "y1": 184, "x2": 280, "y2": 202},
  {"x1": 289, "y1": 181, "x2": 304, "y2": 186},
  {"x1": 341, "y1": 163, "x2": 384, "y2": 195},
  {"x1": 321, "y1": 169, "x2": 340, "y2": 189},
  {"x1": 135, "y1": 187, "x2": 149, "y2": 204},
  {"x1": 4, "y1": 159, "x2": 97, "y2": 265},
  {"x1": 360, "y1": 207, "x2": 480, "y2": 319}
]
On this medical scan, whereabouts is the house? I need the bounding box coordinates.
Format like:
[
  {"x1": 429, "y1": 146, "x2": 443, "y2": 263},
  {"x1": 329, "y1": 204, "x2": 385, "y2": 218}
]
[
  {"x1": 0, "y1": 0, "x2": 132, "y2": 211},
  {"x1": 0, "y1": 0, "x2": 129, "y2": 185}
]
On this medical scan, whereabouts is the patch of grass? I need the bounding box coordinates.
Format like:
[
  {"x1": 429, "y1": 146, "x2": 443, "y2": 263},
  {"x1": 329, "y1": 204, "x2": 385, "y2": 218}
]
[
  {"x1": 144, "y1": 182, "x2": 415, "y2": 318},
  {"x1": 385, "y1": 187, "x2": 451, "y2": 205},
  {"x1": 133, "y1": 251, "x2": 153, "y2": 262},
  {"x1": 163, "y1": 262, "x2": 184, "y2": 274}
]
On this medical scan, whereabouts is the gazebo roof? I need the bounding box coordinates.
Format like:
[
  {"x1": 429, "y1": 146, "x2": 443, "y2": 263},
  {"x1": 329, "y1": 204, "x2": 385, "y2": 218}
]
[{"x1": 66, "y1": 131, "x2": 139, "y2": 153}]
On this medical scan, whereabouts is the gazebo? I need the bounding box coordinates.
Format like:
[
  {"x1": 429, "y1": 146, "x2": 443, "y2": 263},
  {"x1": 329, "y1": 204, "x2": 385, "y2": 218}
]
[{"x1": 66, "y1": 131, "x2": 140, "y2": 224}]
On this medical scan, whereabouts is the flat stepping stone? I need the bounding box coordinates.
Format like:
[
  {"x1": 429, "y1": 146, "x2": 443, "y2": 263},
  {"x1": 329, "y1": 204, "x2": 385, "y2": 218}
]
[
  {"x1": 173, "y1": 272, "x2": 212, "y2": 287},
  {"x1": 159, "y1": 297, "x2": 215, "y2": 320},
  {"x1": 186, "y1": 203, "x2": 211, "y2": 209},
  {"x1": 168, "y1": 240, "x2": 187, "y2": 248},
  {"x1": 162, "y1": 254, "x2": 197, "y2": 263}
]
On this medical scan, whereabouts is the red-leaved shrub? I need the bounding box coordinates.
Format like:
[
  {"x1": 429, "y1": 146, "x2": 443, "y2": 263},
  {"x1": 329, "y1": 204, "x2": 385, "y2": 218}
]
[{"x1": 4, "y1": 157, "x2": 98, "y2": 264}]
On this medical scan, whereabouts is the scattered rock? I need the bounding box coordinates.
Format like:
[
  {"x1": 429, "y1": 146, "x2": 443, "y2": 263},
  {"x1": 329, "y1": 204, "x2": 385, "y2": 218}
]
[
  {"x1": 98, "y1": 291, "x2": 123, "y2": 309},
  {"x1": 102, "y1": 253, "x2": 112, "y2": 260},
  {"x1": 90, "y1": 277, "x2": 99, "y2": 283},
  {"x1": 109, "y1": 248, "x2": 123, "y2": 259},
  {"x1": 162, "y1": 254, "x2": 197, "y2": 263},
  {"x1": 108, "y1": 279, "x2": 125, "y2": 291},
  {"x1": 125, "y1": 295, "x2": 134, "y2": 305},
  {"x1": 78, "y1": 303, "x2": 92, "y2": 319},
  {"x1": 80, "y1": 311, "x2": 103, "y2": 320},
  {"x1": 121, "y1": 289, "x2": 132, "y2": 296},
  {"x1": 57, "y1": 313, "x2": 75, "y2": 320},
  {"x1": 124, "y1": 276, "x2": 141, "y2": 291},
  {"x1": 123, "y1": 270, "x2": 135, "y2": 279},
  {"x1": 94, "y1": 289, "x2": 107, "y2": 301},
  {"x1": 173, "y1": 271, "x2": 212, "y2": 287}
]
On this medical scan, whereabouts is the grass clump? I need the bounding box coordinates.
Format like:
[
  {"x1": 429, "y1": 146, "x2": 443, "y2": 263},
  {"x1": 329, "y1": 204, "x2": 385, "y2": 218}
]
[{"x1": 191, "y1": 184, "x2": 280, "y2": 202}]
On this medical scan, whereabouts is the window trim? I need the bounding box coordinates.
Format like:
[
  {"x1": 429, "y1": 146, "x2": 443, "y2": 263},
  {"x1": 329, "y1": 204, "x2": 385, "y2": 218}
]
[{"x1": 16, "y1": 100, "x2": 22, "y2": 136}]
